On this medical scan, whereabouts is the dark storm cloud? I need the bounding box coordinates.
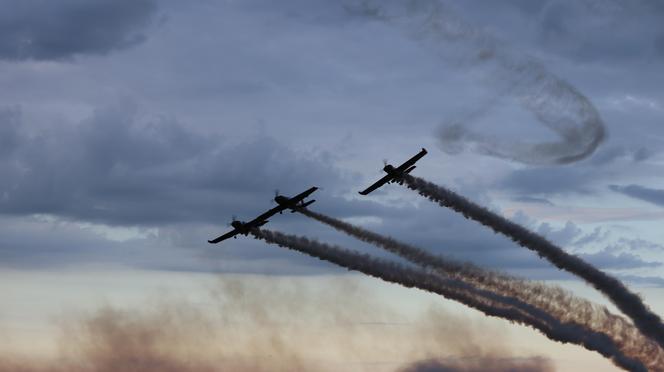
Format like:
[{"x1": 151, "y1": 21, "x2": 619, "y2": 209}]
[
  {"x1": 610, "y1": 184, "x2": 664, "y2": 207},
  {"x1": 0, "y1": 0, "x2": 156, "y2": 60},
  {"x1": 0, "y1": 102, "x2": 349, "y2": 226}
]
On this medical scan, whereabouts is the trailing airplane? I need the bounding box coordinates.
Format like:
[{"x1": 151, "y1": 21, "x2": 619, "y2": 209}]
[
  {"x1": 207, "y1": 209, "x2": 278, "y2": 244},
  {"x1": 358, "y1": 148, "x2": 427, "y2": 195},
  {"x1": 207, "y1": 187, "x2": 318, "y2": 244},
  {"x1": 274, "y1": 186, "x2": 318, "y2": 213}
]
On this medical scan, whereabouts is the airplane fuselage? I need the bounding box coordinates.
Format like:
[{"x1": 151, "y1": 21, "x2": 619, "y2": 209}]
[
  {"x1": 383, "y1": 164, "x2": 414, "y2": 184},
  {"x1": 359, "y1": 148, "x2": 425, "y2": 195},
  {"x1": 273, "y1": 188, "x2": 317, "y2": 212},
  {"x1": 230, "y1": 219, "x2": 268, "y2": 236},
  {"x1": 274, "y1": 195, "x2": 291, "y2": 206}
]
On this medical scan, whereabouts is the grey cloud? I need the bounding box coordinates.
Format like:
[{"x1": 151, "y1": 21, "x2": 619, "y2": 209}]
[
  {"x1": 499, "y1": 145, "x2": 660, "y2": 197},
  {"x1": 0, "y1": 215, "x2": 338, "y2": 274},
  {"x1": 348, "y1": 202, "x2": 564, "y2": 274},
  {"x1": 0, "y1": 102, "x2": 350, "y2": 226},
  {"x1": 1, "y1": 101, "x2": 559, "y2": 274},
  {"x1": 399, "y1": 356, "x2": 553, "y2": 372},
  {"x1": 620, "y1": 275, "x2": 664, "y2": 288},
  {"x1": 573, "y1": 227, "x2": 609, "y2": 247},
  {"x1": 500, "y1": 166, "x2": 594, "y2": 195},
  {"x1": 454, "y1": 0, "x2": 664, "y2": 63},
  {"x1": 511, "y1": 196, "x2": 554, "y2": 205},
  {"x1": 0, "y1": 107, "x2": 20, "y2": 157},
  {"x1": 588, "y1": 145, "x2": 653, "y2": 166},
  {"x1": 577, "y1": 247, "x2": 662, "y2": 270},
  {"x1": 537, "y1": 222, "x2": 609, "y2": 249},
  {"x1": 0, "y1": 0, "x2": 659, "y2": 283},
  {"x1": 610, "y1": 184, "x2": 664, "y2": 207},
  {"x1": 0, "y1": 0, "x2": 156, "y2": 60},
  {"x1": 537, "y1": 221, "x2": 581, "y2": 247},
  {"x1": 534, "y1": 0, "x2": 664, "y2": 62},
  {"x1": 613, "y1": 238, "x2": 664, "y2": 252}
]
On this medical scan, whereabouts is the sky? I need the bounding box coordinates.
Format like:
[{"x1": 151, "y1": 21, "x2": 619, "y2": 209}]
[{"x1": 1, "y1": 0, "x2": 664, "y2": 371}]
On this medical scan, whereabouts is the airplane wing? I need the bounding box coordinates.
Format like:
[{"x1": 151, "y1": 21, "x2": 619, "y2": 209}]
[
  {"x1": 208, "y1": 229, "x2": 240, "y2": 244},
  {"x1": 358, "y1": 173, "x2": 393, "y2": 195},
  {"x1": 395, "y1": 148, "x2": 427, "y2": 172},
  {"x1": 289, "y1": 186, "x2": 318, "y2": 204},
  {"x1": 248, "y1": 204, "x2": 285, "y2": 227}
]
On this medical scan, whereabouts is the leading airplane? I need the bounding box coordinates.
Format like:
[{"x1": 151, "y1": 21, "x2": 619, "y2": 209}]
[
  {"x1": 358, "y1": 148, "x2": 427, "y2": 195},
  {"x1": 207, "y1": 187, "x2": 318, "y2": 244}
]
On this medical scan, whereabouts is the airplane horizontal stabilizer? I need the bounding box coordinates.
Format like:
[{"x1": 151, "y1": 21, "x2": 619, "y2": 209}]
[{"x1": 301, "y1": 200, "x2": 315, "y2": 207}]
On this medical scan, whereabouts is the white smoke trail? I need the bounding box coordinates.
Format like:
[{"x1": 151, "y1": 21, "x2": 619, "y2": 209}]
[
  {"x1": 299, "y1": 208, "x2": 664, "y2": 370},
  {"x1": 251, "y1": 228, "x2": 648, "y2": 371},
  {"x1": 402, "y1": 174, "x2": 664, "y2": 355}
]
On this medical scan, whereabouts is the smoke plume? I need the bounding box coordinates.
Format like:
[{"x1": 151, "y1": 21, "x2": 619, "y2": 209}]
[
  {"x1": 2, "y1": 275, "x2": 557, "y2": 372},
  {"x1": 299, "y1": 208, "x2": 664, "y2": 370},
  {"x1": 399, "y1": 356, "x2": 553, "y2": 372},
  {"x1": 347, "y1": 0, "x2": 605, "y2": 165},
  {"x1": 251, "y1": 228, "x2": 648, "y2": 371},
  {"x1": 402, "y1": 174, "x2": 664, "y2": 351}
]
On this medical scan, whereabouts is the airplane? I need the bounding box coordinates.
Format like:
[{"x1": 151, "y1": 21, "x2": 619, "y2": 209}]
[
  {"x1": 207, "y1": 187, "x2": 318, "y2": 244},
  {"x1": 273, "y1": 186, "x2": 318, "y2": 213},
  {"x1": 358, "y1": 148, "x2": 427, "y2": 195},
  {"x1": 207, "y1": 207, "x2": 280, "y2": 244}
]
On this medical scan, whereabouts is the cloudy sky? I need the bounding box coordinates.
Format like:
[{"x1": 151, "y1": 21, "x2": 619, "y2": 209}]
[{"x1": 1, "y1": 0, "x2": 664, "y2": 370}]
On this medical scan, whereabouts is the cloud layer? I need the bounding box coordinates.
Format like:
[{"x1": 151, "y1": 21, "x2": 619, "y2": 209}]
[{"x1": 0, "y1": 0, "x2": 157, "y2": 60}]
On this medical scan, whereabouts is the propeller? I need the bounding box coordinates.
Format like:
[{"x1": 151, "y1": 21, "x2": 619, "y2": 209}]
[
  {"x1": 227, "y1": 215, "x2": 238, "y2": 226},
  {"x1": 270, "y1": 189, "x2": 280, "y2": 204},
  {"x1": 380, "y1": 159, "x2": 388, "y2": 173}
]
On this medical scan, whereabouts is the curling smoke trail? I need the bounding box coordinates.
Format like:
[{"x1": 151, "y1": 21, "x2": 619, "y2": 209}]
[
  {"x1": 347, "y1": 0, "x2": 606, "y2": 165},
  {"x1": 299, "y1": 208, "x2": 664, "y2": 369},
  {"x1": 251, "y1": 228, "x2": 646, "y2": 371},
  {"x1": 401, "y1": 174, "x2": 664, "y2": 351}
]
